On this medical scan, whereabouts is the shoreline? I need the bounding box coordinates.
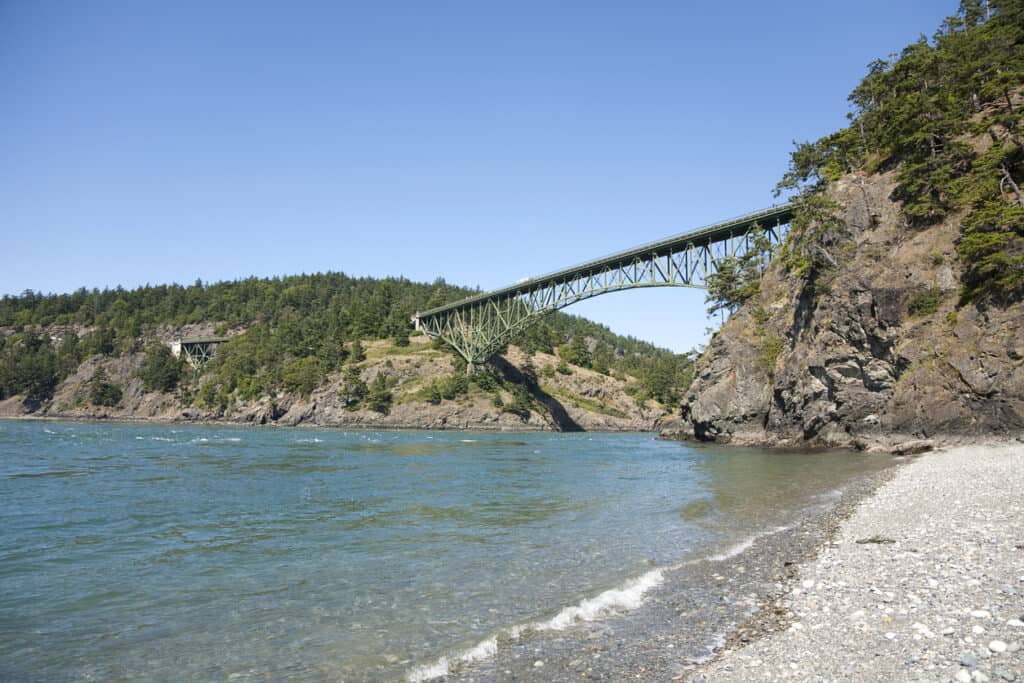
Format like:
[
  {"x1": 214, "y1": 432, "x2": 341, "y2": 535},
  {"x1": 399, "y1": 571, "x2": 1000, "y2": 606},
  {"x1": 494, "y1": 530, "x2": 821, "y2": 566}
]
[
  {"x1": 430, "y1": 439, "x2": 1023, "y2": 682},
  {"x1": 0, "y1": 414, "x2": 656, "y2": 435},
  {"x1": 430, "y1": 447, "x2": 901, "y2": 681},
  {"x1": 693, "y1": 440, "x2": 1024, "y2": 682}
]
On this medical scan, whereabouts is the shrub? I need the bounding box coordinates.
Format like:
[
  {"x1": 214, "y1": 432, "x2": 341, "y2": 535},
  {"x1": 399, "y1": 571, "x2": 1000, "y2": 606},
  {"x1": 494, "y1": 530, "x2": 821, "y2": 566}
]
[
  {"x1": 758, "y1": 335, "x2": 784, "y2": 375},
  {"x1": 908, "y1": 288, "x2": 944, "y2": 317}
]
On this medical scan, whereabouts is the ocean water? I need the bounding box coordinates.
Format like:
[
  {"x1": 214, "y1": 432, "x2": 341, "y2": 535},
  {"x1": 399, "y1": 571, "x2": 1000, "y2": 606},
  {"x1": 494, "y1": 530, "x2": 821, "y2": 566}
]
[{"x1": 0, "y1": 420, "x2": 891, "y2": 681}]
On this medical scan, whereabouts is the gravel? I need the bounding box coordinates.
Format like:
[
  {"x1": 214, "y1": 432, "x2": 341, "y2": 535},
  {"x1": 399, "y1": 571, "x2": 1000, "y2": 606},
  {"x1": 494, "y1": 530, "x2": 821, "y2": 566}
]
[{"x1": 696, "y1": 442, "x2": 1024, "y2": 682}]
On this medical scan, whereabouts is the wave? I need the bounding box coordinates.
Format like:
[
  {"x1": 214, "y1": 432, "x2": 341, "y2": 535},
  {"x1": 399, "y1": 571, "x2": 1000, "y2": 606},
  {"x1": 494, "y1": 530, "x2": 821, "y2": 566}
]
[
  {"x1": 704, "y1": 525, "x2": 790, "y2": 562},
  {"x1": 406, "y1": 524, "x2": 793, "y2": 681},
  {"x1": 8, "y1": 469, "x2": 88, "y2": 479},
  {"x1": 406, "y1": 568, "x2": 665, "y2": 682}
]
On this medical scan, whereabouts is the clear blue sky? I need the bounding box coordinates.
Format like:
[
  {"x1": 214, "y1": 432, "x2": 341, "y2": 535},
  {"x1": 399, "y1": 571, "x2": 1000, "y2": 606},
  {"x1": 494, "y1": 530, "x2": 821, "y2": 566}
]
[{"x1": 1, "y1": 1, "x2": 946, "y2": 352}]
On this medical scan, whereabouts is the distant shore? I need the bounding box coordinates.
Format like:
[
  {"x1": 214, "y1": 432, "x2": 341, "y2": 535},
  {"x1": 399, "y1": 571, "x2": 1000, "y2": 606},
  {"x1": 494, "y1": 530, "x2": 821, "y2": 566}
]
[{"x1": 693, "y1": 440, "x2": 1024, "y2": 682}]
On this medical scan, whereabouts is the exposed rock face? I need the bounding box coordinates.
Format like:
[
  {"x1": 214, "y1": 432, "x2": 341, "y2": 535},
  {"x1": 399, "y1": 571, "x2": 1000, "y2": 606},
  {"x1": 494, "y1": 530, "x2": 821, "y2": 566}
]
[{"x1": 663, "y1": 171, "x2": 1024, "y2": 450}]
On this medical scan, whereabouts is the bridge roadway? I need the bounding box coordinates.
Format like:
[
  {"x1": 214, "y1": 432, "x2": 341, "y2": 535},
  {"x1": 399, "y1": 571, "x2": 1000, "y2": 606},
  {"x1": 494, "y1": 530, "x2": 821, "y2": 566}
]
[{"x1": 413, "y1": 203, "x2": 794, "y2": 368}]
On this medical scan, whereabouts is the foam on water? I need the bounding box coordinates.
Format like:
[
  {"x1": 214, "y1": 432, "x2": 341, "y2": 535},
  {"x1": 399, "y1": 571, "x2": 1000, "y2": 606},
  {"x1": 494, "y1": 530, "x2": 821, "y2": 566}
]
[
  {"x1": 407, "y1": 524, "x2": 795, "y2": 681},
  {"x1": 704, "y1": 525, "x2": 790, "y2": 562},
  {"x1": 407, "y1": 567, "x2": 665, "y2": 681}
]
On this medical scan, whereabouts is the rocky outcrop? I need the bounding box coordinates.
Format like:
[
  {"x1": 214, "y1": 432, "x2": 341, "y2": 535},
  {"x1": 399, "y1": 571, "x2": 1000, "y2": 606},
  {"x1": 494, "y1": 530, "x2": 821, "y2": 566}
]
[{"x1": 663, "y1": 170, "x2": 1024, "y2": 450}]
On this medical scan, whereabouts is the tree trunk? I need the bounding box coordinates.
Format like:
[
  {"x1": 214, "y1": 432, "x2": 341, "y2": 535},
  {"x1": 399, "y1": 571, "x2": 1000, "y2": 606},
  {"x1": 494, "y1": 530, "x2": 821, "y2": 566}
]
[{"x1": 1000, "y1": 164, "x2": 1024, "y2": 207}]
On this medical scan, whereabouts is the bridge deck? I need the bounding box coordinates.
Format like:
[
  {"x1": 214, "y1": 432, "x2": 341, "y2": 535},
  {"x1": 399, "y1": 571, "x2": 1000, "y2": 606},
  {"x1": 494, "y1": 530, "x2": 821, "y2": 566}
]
[{"x1": 417, "y1": 203, "x2": 793, "y2": 318}]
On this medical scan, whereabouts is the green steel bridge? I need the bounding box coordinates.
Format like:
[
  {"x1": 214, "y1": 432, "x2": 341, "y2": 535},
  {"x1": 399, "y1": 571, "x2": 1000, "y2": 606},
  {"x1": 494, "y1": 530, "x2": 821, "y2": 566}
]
[{"x1": 413, "y1": 203, "x2": 794, "y2": 369}]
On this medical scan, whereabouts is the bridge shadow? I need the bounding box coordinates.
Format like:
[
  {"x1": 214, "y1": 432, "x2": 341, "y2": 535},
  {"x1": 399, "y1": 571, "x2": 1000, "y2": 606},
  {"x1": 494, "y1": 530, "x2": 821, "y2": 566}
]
[{"x1": 490, "y1": 356, "x2": 584, "y2": 432}]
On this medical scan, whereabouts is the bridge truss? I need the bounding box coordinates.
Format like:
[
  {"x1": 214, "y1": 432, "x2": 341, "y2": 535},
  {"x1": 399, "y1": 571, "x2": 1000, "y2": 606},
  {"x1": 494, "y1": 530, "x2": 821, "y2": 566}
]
[{"x1": 413, "y1": 204, "x2": 793, "y2": 369}]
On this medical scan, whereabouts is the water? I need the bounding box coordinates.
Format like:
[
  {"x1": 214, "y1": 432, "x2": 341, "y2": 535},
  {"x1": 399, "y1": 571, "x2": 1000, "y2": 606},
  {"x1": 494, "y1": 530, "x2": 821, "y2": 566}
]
[{"x1": 0, "y1": 420, "x2": 892, "y2": 681}]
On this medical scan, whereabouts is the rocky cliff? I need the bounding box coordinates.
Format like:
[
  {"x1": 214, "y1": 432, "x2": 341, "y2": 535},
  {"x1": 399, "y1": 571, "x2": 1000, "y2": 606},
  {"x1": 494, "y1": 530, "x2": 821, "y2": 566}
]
[{"x1": 662, "y1": 169, "x2": 1024, "y2": 451}]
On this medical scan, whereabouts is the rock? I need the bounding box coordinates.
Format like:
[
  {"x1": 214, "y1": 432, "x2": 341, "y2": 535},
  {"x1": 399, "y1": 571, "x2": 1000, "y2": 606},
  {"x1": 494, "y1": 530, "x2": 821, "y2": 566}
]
[
  {"x1": 958, "y1": 670, "x2": 975, "y2": 683},
  {"x1": 971, "y1": 610, "x2": 992, "y2": 619},
  {"x1": 975, "y1": 673, "x2": 991, "y2": 683},
  {"x1": 855, "y1": 535, "x2": 896, "y2": 544},
  {"x1": 961, "y1": 654, "x2": 980, "y2": 668},
  {"x1": 988, "y1": 640, "x2": 1007, "y2": 653},
  {"x1": 660, "y1": 169, "x2": 1024, "y2": 447},
  {"x1": 995, "y1": 671, "x2": 1016, "y2": 682},
  {"x1": 892, "y1": 439, "x2": 934, "y2": 455}
]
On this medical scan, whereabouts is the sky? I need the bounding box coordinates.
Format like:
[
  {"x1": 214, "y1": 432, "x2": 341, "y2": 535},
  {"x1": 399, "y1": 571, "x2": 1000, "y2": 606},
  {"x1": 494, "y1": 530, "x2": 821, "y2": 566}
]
[{"x1": 1, "y1": 1, "x2": 948, "y2": 353}]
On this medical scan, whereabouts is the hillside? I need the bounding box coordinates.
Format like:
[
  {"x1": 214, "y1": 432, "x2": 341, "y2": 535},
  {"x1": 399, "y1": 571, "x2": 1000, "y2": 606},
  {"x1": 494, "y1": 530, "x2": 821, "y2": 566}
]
[
  {"x1": 0, "y1": 273, "x2": 692, "y2": 431},
  {"x1": 664, "y1": 0, "x2": 1024, "y2": 450}
]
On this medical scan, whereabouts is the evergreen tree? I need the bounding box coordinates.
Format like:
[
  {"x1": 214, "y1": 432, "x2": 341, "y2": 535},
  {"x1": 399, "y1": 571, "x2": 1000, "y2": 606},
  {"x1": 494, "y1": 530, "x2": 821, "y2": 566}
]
[
  {"x1": 366, "y1": 374, "x2": 392, "y2": 414},
  {"x1": 88, "y1": 367, "x2": 122, "y2": 407},
  {"x1": 137, "y1": 343, "x2": 182, "y2": 392}
]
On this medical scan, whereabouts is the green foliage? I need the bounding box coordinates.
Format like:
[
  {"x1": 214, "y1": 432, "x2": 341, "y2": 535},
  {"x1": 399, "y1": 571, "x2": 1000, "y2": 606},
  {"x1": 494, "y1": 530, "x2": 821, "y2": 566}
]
[
  {"x1": 281, "y1": 356, "x2": 324, "y2": 396},
  {"x1": 421, "y1": 373, "x2": 470, "y2": 404},
  {"x1": 81, "y1": 326, "x2": 116, "y2": 357},
  {"x1": 0, "y1": 262, "x2": 695, "y2": 408},
  {"x1": 0, "y1": 333, "x2": 60, "y2": 403},
  {"x1": 470, "y1": 368, "x2": 500, "y2": 392},
  {"x1": 340, "y1": 364, "x2": 368, "y2": 409},
  {"x1": 774, "y1": 1, "x2": 1024, "y2": 305},
  {"x1": 956, "y1": 203, "x2": 1024, "y2": 304},
  {"x1": 88, "y1": 367, "x2": 122, "y2": 407},
  {"x1": 501, "y1": 383, "x2": 533, "y2": 419},
  {"x1": 136, "y1": 343, "x2": 182, "y2": 392},
  {"x1": 557, "y1": 336, "x2": 592, "y2": 368},
  {"x1": 778, "y1": 194, "x2": 845, "y2": 281},
  {"x1": 366, "y1": 374, "x2": 392, "y2": 414},
  {"x1": 908, "y1": 287, "x2": 945, "y2": 316},
  {"x1": 705, "y1": 226, "x2": 775, "y2": 315},
  {"x1": 555, "y1": 360, "x2": 573, "y2": 375},
  {"x1": 348, "y1": 339, "x2": 366, "y2": 362},
  {"x1": 757, "y1": 335, "x2": 784, "y2": 375}
]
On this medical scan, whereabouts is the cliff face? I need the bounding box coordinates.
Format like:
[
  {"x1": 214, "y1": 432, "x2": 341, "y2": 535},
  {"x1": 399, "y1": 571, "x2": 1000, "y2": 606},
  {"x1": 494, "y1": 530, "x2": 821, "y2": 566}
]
[{"x1": 663, "y1": 170, "x2": 1024, "y2": 450}]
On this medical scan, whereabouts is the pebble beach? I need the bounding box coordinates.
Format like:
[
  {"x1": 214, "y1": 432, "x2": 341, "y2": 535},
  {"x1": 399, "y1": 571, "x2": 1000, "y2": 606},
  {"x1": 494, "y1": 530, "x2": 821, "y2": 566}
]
[{"x1": 697, "y1": 442, "x2": 1024, "y2": 682}]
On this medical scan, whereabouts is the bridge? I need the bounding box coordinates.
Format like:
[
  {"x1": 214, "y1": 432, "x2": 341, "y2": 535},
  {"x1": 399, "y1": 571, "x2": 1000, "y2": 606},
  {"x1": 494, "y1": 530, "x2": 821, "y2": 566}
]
[
  {"x1": 413, "y1": 203, "x2": 794, "y2": 369},
  {"x1": 170, "y1": 337, "x2": 229, "y2": 369}
]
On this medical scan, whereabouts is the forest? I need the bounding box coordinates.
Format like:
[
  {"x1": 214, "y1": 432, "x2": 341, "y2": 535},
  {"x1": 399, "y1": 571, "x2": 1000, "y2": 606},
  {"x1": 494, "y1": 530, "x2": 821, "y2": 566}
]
[
  {"x1": 0, "y1": 272, "x2": 694, "y2": 410},
  {"x1": 703, "y1": 0, "x2": 1023, "y2": 317}
]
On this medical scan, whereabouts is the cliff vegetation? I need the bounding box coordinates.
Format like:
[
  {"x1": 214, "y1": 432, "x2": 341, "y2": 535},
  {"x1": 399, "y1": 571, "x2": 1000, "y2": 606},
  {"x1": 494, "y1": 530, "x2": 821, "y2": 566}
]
[{"x1": 667, "y1": 0, "x2": 1024, "y2": 449}]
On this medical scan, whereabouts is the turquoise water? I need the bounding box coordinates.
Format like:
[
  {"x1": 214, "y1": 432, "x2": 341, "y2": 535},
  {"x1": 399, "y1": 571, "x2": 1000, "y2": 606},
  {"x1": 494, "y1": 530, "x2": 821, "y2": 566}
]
[{"x1": 0, "y1": 420, "x2": 890, "y2": 681}]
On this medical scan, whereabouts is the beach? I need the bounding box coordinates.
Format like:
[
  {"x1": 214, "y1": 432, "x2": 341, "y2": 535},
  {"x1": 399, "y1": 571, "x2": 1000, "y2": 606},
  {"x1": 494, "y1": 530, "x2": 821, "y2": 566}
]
[
  {"x1": 695, "y1": 441, "x2": 1024, "y2": 682},
  {"x1": 443, "y1": 441, "x2": 1023, "y2": 682}
]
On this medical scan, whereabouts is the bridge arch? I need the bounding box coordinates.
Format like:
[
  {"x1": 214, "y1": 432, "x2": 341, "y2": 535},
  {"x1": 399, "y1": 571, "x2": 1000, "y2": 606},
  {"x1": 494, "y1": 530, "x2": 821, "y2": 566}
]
[{"x1": 413, "y1": 204, "x2": 793, "y2": 369}]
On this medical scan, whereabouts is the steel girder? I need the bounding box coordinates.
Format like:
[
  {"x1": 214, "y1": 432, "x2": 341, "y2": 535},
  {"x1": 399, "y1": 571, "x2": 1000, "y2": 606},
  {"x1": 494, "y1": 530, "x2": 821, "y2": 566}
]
[{"x1": 414, "y1": 207, "x2": 791, "y2": 367}]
